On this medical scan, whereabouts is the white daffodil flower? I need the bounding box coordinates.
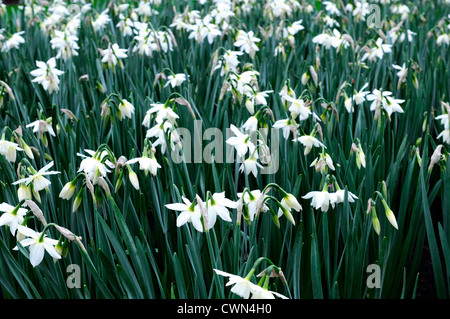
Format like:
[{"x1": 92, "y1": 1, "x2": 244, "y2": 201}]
[
  {"x1": 143, "y1": 103, "x2": 179, "y2": 126},
  {"x1": 273, "y1": 119, "x2": 297, "y2": 140},
  {"x1": 310, "y1": 153, "x2": 335, "y2": 172},
  {"x1": 237, "y1": 189, "x2": 269, "y2": 221},
  {"x1": 240, "y1": 152, "x2": 263, "y2": 177},
  {"x1": 295, "y1": 135, "x2": 326, "y2": 155},
  {"x1": 234, "y1": 30, "x2": 260, "y2": 58},
  {"x1": 101, "y1": 43, "x2": 128, "y2": 68},
  {"x1": 0, "y1": 203, "x2": 27, "y2": 236},
  {"x1": 206, "y1": 192, "x2": 238, "y2": 227},
  {"x1": 126, "y1": 154, "x2": 161, "y2": 176},
  {"x1": 334, "y1": 190, "x2": 358, "y2": 204},
  {"x1": 14, "y1": 225, "x2": 61, "y2": 267},
  {"x1": 164, "y1": 73, "x2": 187, "y2": 88},
  {"x1": 226, "y1": 124, "x2": 256, "y2": 158},
  {"x1": 26, "y1": 119, "x2": 56, "y2": 138},
  {"x1": 77, "y1": 150, "x2": 115, "y2": 184},
  {"x1": 12, "y1": 161, "x2": 60, "y2": 192},
  {"x1": 117, "y1": 99, "x2": 135, "y2": 120},
  {"x1": 302, "y1": 190, "x2": 338, "y2": 212},
  {"x1": 166, "y1": 196, "x2": 203, "y2": 232},
  {"x1": 213, "y1": 269, "x2": 261, "y2": 299},
  {"x1": 0, "y1": 138, "x2": 22, "y2": 162},
  {"x1": 30, "y1": 57, "x2": 64, "y2": 94}
]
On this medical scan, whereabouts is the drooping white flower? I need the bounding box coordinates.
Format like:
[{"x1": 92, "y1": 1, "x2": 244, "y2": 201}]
[
  {"x1": 310, "y1": 153, "x2": 335, "y2": 172},
  {"x1": 164, "y1": 73, "x2": 187, "y2": 88},
  {"x1": 234, "y1": 30, "x2": 260, "y2": 58},
  {"x1": 361, "y1": 38, "x2": 392, "y2": 62},
  {"x1": 143, "y1": 103, "x2": 179, "y2": 126},
  {"x1": 30, "y1": 57, "x2": 64, "y2": 94},
  {"x1": 0, "y1": 138, "x2": 23, "y2": 162},
  {"x1": 1, "y1": 31, "x2": 25, "y2": 52},
  {"x1": 101, "y1": 43, "x2": 128, "y2": 68},
  {"x1": 206, "y1": 192, "x2": 238, "y2": 228},
  {"x1": 213, "y1": 269, "x2": 262, "y2": 299},
  {"x1": 77, "y1": 149, "x2": 115, "y2": 184},
  {"x1": 273, "y1": 118, "x2": 297, "y2": 140},
  {"x1": 12, "y1": 161, "x2": 60, "y2": 192},
  {"x1": 166, "y1": 196, "x2": 203, "y2": 232},
  {"x1": 226, "y1": 124, "x2": 256, "y2": 158},
  {"x1": 92, "y1": 9, "x2": 111, "y2": 32},
  {"x1": 50, "y1": 30, "x2": 79, "y2": 60},
  {"x1": 0, "y1": 203, "x2": 27, "y2": 236},
  {"x1": 26, "y1": 119, "x2": 56, "y2": 138},
  {"x1": 302, "y1": 190, "x2": 338, "y2": 212},
  {"x1": 117, "y1": 99, "x2": 135, "y2": 120},
  {"x1": 240, "y1": 152, "x2": 263, "y2": 177},
  {"x1": 126, "y1": 154, "x2": 161, "y2": 176},
  {"x1": 13, "y1": 225, "x2": 61, "y2": 267},
  {"x1": 295, "y1": 135, "x2": 326, "y2": 155},
  {"x1": 237, "y1": 189, "x2": 269, "y2": 221},
  {"x1": 334, "y1": 190, "x2": 358, "y2": 204}
]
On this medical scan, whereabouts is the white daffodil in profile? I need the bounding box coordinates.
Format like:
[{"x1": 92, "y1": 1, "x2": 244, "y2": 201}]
[
  {"x1": 13, "y1": 225, "x2": 61, "y2": 267},
  {"x1": 251, "y1": 287, "x2": 289, "y2": 299},
  {"x1": 164, "y1": 73, "x2": 187, "y2": 88},
  {"x1": 0, "y1": 138, "x2": 22, "y2": 162},
  {"x1": 353, "y1": 82, "x2": 370, "y2": 105},
  {"x1": 278, "y1": 193, "x2": 302, "y2": 219},
  {"x1": 213, "y1": 269, "x2": 261, "y2": 299},
  {"x1": 334, "y1": 190, "x2": 358, "y2": 204},
  {"x1": 302, "y1": 190, "x2": 338, "y2": 212},
  {"x1": 206, "y1": 192, "x2": 238, "y2": 227},
  {"x1": 166, "y1": 196, "x2": 203, "y2": 232},
  {"x1": 117, "y1": 99, "x2": 135, "y2": 120},
  {"x1": 92, "y1": 8, "x2": 111, "y2": 32},
  {"x1": 283, "y1": 95, "x2": 312, "y2": 121},
  {"x1": 101, "y1": 43, "x2": 128, "y2": 68},
  {"x1": 30, "y1": 57, "x2": 64, "y2": 94},
  {"x1": 237, "y1": 189, "x2": 269, "y2": 221},
  {"x1": 310, "y1": 153, "x2": 335, "y2": 173},
  {"x1": 1, "y1": 31, "x2": 25, "y2": 52},
  {"x1": 77, "y1": 150, "x2": 115, "y2": 184},
  {"x1": 226, "y1": 124, "x2": 256, "y2": 158},
  {"x1": 0, "y1": 203, "x2": 27, "y2": 236},
  {"x1": 392, "y1": 63, "x2": 408, "y2": 84},
  {"x1": 26, "y1": 119, "x2": 56, "y2": 138},
  {"x1": 234, "y1": 30, "x2": 260, "y2": 58},
  {"x1": 12, "y1": 161, "x2": 60, "y2": 192},
  {"x1": 143, "y1": 102, "x2": 179, "y2": 126},
  {"x1": 242, "y1": 116, "x2": 258, "y2": 132},
  {"x1": 273, "y1": 118, "x2": 298, "y2": 140},
  {"x1": 126, "y1": 153, "x2": 161, "y2": 176},
  {"x1": 240, "y1": 151, "x2": 263, "y2": 177},
  {"x1": 295, "y1": 135, "x2": 326, "y2": 155}
]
